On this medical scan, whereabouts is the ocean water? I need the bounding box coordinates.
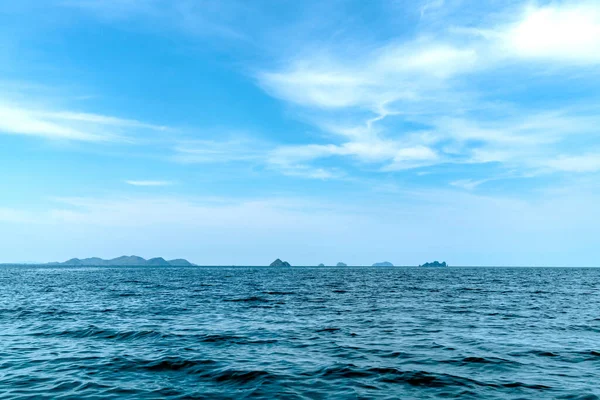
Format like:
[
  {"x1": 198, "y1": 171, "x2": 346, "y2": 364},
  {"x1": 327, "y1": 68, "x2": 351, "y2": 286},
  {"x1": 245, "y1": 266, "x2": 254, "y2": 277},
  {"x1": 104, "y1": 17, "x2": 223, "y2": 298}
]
[{"x1": 1, "y1": 266, "x2": 599, "y2": 399}]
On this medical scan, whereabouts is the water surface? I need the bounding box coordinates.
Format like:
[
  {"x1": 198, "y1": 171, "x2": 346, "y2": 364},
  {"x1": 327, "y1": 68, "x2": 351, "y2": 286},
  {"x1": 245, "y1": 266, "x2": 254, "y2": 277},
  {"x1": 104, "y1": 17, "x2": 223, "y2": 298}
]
[{"x1": 1, "y1": 266, "x2": 599, "y2": 399}]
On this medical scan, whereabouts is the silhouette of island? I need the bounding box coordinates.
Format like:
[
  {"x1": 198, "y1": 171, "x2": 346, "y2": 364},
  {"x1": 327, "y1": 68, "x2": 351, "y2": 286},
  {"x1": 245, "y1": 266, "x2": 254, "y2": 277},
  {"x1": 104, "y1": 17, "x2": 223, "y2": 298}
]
[
  {"x1": 50, "y1": 256, "x2": 195, "y2": 266},
  {"x1": 318, "y1": 263, "x2": 325, "y2": 267},
  {"x1": 420, "y1": 261, "x2": 447, "y2": 267},
  {"x1": 336, "y1": 262, "x2": 347, "y2": 267},
  {"x1": 372, "y1": 261, "x2": 394, "y2": 267},
  {"x1": 270, "y1": 259, "x2": 291, "y2": 267}
]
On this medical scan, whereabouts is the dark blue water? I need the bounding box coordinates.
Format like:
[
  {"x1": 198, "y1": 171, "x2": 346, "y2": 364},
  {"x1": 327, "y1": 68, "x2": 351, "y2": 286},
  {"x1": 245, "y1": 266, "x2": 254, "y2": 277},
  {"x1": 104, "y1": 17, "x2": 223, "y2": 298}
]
[{"x1": 1, "y1": 266, "x2": 599, "y2": 399}]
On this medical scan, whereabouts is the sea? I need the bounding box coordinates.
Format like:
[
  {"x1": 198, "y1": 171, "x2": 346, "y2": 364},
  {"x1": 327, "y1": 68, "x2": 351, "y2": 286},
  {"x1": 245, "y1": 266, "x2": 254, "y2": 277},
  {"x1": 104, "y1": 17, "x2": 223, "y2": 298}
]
[{"x1": 1, "y1": 266, "x2": 599, "y2": 399}]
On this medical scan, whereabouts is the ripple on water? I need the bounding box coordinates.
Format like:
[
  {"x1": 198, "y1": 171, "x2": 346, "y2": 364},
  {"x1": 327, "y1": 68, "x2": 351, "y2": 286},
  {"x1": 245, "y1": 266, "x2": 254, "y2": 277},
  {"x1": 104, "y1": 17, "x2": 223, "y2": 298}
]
[{"x1": 0, "y1": 266, "x2": 599, "y2": 399}]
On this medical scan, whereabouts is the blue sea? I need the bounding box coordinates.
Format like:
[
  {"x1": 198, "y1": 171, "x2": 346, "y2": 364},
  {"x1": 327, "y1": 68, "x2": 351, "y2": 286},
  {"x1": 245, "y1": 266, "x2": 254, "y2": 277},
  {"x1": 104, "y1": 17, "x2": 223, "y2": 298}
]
[{"x1": 1, "y1": 266, "x2": 599, "y2": 399}]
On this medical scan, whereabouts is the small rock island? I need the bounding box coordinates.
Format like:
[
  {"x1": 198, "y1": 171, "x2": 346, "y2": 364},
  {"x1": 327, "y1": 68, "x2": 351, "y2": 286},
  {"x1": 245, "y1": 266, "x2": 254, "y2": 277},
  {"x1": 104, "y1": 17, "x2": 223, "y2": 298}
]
[
  {"x1": 336, "y1": 262, "x2": 348, "y2": 267},
  {"x1": 419, "y1": 261, "x2": 448, "y2": 268},
  {"x1": 318, "y1": 263, "x2": 325, "y2": 267},
  {"x1": 270, "y1": 258, "x2": 291, "y2": 267},
  {"x1": 372, "y1": 261, "x2": 394, "y2": 267}
]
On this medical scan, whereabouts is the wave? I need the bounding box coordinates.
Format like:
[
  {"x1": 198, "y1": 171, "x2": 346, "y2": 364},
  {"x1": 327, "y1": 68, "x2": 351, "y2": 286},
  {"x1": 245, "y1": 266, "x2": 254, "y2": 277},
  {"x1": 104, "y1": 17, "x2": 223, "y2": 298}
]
[
  {"x1": 263, "y1": 291, "x2": 295, "y2": 295},
  {"x1": 223, "y1": 296, "x2": 269, "y2": 303},
  {"x1": 316, "y1": 327, "x2": 341, "y2": 333},
  {"x1": 3, "y1": 266, "x2": 600, "y2": 398},
  {"x1": 510, "y1": 350, "x2": 559, "y2": 357},
  {"x1": 197, "y1": 334, "x2": 277, "y2": 345},
  {"x1": 441, "y1": 356, "x2": 522, "y2": 367},
  {"x1": 212, "y1": 369, "x2": 275, "y2": 384},
  {"x1": 142, "y1": 357, "x2": 217, "y2": 372},
  {"x1": 29, "y1": 327, "x2": 280, "y2": 347},
  {"x1": 30, "y1": 326, "x2": 166, "y2": 340},
  {"x1": 110, "y1": 356, "x2": 275, "y2": 384},
  {"x1": 313, "y1": 364, "x2": 551, "y2": 390}
]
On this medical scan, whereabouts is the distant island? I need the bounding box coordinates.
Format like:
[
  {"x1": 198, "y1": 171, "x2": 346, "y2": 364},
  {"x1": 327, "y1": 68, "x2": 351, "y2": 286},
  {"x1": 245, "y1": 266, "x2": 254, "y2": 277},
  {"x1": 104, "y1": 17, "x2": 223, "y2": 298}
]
[
  {"x1": 49, "y1": 256, "x2": 195, "y2": 267},
  {"x1": 270, "y1": 259, "x2": 291, "y2": 267},
  {"x1": 37, "y1": 257, "x2": 448, "y2": 268},
  {"x1": 372, "y1": 261, "x2": 394, "y2": 267},
  {"x1": 420, "y1": 261, "x2": 448, "y2": 268}
]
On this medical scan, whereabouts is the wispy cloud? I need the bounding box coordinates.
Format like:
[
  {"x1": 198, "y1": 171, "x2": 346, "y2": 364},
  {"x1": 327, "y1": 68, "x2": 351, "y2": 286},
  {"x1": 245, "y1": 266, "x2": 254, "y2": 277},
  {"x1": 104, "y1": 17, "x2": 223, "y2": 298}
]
[
  {"x1": 544, "y1": 153, "x2": 600, "y2": 173},
  {"x1": 420, "y1": 0, "x2": 445, "y2": 19},
  {"x1": 254, "y1": 1, "x2": 600, "y2": 183},
  {"x1": 172, "y1": 138, "x2": 346, "y2": 180},
  {"x1": 258, "y1": 39, "x2": 478, "y2": 110},
  {"x1": 273, "y1": 163, "x2": 344, "y2": 180},
  {"x1": 450, "y1": 179, "x2": 490, "y2": 191},
  {"x1": 60, "y1": 0, "x2": 248, "y2": 40},
  {"x1": 172, "y1": 138, "x2": 265, "y2": 164},
  {"x1": 7, "y1": 0, "x2": 600, "y2": 188},
  {"x1": 125, "y1": 180, "x2": 174, "y2": 187},
  {"x1": 0, "y1": 100, "x2": 167, "y2": 142},
  {"x1": 43, "y1": 110, "x2": 167, "y2": 131},
  {"x1": 36, "y1": 0, "x2": 600, "y2": 184},
  {"x1": 268, "y1": 141, "x2": 438, "y2": 173},
  {"x1": 0, "y1": 103, "x2": 113, "y2": 142}
]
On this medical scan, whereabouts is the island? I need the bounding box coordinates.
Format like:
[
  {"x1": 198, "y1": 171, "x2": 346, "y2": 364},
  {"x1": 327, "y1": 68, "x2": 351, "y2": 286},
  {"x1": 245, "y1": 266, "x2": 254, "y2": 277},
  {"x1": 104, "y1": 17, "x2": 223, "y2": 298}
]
[
  {"x1": 419, "y1": 261, "x2": 448, "y2": 268},
  {"x1": 167, "y1": 259, "x2": 196, "y2": 267},
  {"x1": 318, "y1": 263, "x2": 325, "y2": 267},
  {"x1": 336, "y1": 262, "x2": 347, "y2": 267},
  {"x1": 372, "y1": 261, "x2": 394, "y2": 267},
  {"x1": 50, "y1": 255, "x2": 195, "y2": 266},
  {"x1": 270, "y1": 258, "x2": 291, "y2": 267}
]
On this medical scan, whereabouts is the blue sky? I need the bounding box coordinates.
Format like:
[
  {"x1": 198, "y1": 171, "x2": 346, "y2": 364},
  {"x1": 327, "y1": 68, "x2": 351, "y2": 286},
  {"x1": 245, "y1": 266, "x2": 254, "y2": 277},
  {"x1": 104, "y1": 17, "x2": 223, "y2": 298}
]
[{"x1": 1, "y1": 0, "x2": 600, "y2": 266}]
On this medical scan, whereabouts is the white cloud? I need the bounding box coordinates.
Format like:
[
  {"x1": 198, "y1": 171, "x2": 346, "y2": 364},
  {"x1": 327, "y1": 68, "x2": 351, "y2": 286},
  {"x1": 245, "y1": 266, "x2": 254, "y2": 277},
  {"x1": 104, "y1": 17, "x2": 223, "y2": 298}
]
[
  {"x1": 125, "y1": 180, "x2": 173, "y2": 186},
  {"x1": 450, "y1": 179, "x2": 490, "y2": 191},
  {"x1": 171, "y1": 138, "x2": 347, "y2": 180},
  {"x1": 375, "y1": 42, "x2": 478, "y2": 78},
  {"x1": 43, "y1": 110, "x2": 168, "y2": 131},
  {"x1": 545, "y1": 153, "x2": 600, "y2": 173},
  {"x1": 0, "y1": 101, "x2": 167, "y2": 142},
  {"x1": 260, "y1": 67, "x2": 373, "y2": 109},
  {"x1": 172, "y1": 138, "x2": 265, "y2": 164},
  {"x1": 420, "y1": 0, "x2": 445, "y2": 18},
  {"x1": 16, "y1": 0, "x2": 600, "y2": 184},
  {"x1": 0, "y1": 104, "x2": 109, "y2": 141},
  {"x1": 263, "y1": 106, "x2": 600, "y2": 176},
  {"x1": 47, "y1": 0, "x2": 600, "y2": 183},
  {"x1": 255, "y1": 28, "x2": 493, "y2": 177},
  {"x1": 277, "y1": 165, "x2": 343, "y2": 180},
  {"x1": 382, "y1": 145, "x2": 439, "y2": 171},
  {"x1": 269, "y1": 141, "x2": 438, "y2": 174},
  {"x1": 502, "y1": 2, "x2": 600, "y2": 64},
  {"x1": 259, "y1": 40, "x2": 478, "y2": 110},
  {"x1": 253, "y1": 0, "x2": 600, "y2": 183}
]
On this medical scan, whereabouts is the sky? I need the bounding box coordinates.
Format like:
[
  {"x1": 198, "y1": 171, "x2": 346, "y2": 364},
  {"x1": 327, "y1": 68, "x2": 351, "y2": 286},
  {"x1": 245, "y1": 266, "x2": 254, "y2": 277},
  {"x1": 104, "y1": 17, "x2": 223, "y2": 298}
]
[{"x1": 1, "y1": 0, "x2": 600, "y2": 266}]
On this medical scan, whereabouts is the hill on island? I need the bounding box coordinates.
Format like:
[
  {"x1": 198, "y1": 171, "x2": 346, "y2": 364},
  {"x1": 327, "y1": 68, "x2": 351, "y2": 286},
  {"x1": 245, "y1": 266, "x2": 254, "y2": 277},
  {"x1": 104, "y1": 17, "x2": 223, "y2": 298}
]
[
  {"x1": 419, "y1": 261, "x2": 448, "y2": 268},
  {"x1": 51, "y1": 256, "x2": 195, "y2": 267},
  {"x1": 270, "y1": 259, "x2": 291, "y2": 267},
  {"x1": 372, "y1": 261, "x2": 394, "y2": 267}
]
